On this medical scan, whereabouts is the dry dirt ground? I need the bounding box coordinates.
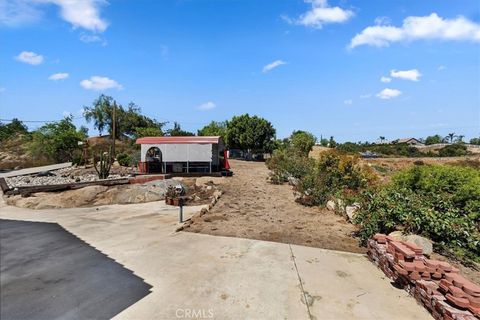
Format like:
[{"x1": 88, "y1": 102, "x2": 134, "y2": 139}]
[{"x1": 185, "y1": 159, "x2": 365, "y2": 254}]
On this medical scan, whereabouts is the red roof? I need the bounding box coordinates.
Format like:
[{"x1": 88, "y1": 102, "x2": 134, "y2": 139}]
[{"x1": 136, "y1": 136, "x2": 221, "y2": 145}]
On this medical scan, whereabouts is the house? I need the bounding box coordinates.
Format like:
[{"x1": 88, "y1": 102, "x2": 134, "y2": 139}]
[
  {"x1": 393, "y1": 138, "x2": 425, "y2": 146},
  {"x1": 135, "y1": 136, "x2": 228, "y2": 174}
]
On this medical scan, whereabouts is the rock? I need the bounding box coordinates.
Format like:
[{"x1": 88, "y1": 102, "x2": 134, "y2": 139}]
[
  {"x1": 36, "y1": 171, "x2": 55, "y2": 177},
  {"x1": 404, "y1": 234, "x2": 433, "y2": 255},
  {"x1": 387, "y1": 231, "x2": 433, "y2": 255},
  {"x1": 345, "y1": 203, "x2": 360, "y2": 222},
  {"x1": 388, "y1": 231, "x2": 404, "y2": 241},
  {"x1": 287, "y1": 176, "x2": 299, "y2": 186},
  {"x1": 206, "y1": 186, "x2": 213, "y2": 190},
  {"x1": 326, "y1": 200, "x2": 336, "y2": 211},
  {"x1": 75, "y1": 177, "x2": 81, "y2": 182}
]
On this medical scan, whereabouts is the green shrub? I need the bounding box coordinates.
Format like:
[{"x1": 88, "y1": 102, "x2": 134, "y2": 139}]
[
  {"x1": 438, "y1": 144, "x2": 469, "y2": 157},
  {"x1": 295, "y1": 151, "x2": 376, "y2": 206},
  {"x1": 266, "y1": 148, "x2": 315, "y2": 184},
  {"x1": 354, "y1": 165, "x2": 480, "y2": 262},
  {"x1": 117, "y1": 153, "x2": 131, "y2": 167}
]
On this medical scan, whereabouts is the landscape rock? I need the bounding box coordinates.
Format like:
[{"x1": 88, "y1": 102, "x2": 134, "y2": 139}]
[
  {"x1": 388, "y1": 231, "x2": 433, "y2": 255},
  {"x1": 404, "y1": 234, "x2": 433, "y2": 256},
  {"x1": 345, "y1": 203, "x2": 360, "y2": 222},
  {"x1": 326, "y1": 200, "x2": 336, "y2": 211}
]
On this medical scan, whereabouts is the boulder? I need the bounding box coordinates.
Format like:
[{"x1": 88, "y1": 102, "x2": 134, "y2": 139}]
[
  {"x1": 404, "y1": 234, "x2": 433, "y2": 256},
  {"x1": 345, "y1": 203, "x2": 360, "y2": 222},
  {"x1": 388, "y1": 231, "x2": 433, "y2": 255},
  {"x1": 326, "y1": 200, "x2": 336, "y2": 211}
]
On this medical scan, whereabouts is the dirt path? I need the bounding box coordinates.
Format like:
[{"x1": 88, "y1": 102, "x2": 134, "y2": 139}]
[{"x1": 186, "y1": 160, "x2": 365, "y2": 254}]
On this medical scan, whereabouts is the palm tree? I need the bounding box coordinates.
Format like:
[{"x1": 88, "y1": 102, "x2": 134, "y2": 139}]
[
  {"x1": 446, "y1": 132, "x2": 456, "y2": 144},
  {"x1": 379, "y1": 136, "x2": 386, "y2": 143}
]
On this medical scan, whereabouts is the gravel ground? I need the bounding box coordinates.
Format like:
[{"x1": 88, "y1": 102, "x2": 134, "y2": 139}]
[{"x1": 6, "y1": 167, "x2": 124, "y2": 188}]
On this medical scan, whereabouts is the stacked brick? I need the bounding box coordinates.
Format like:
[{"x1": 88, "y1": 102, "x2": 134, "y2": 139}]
[{"x1": 368, "y1": 234, "x2": 480, "y2": 320}]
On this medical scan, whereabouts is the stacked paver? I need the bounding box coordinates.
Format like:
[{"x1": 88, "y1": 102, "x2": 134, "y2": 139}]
[{"x1": 368, "y1": 234, "x2": 480, "y2": 320}]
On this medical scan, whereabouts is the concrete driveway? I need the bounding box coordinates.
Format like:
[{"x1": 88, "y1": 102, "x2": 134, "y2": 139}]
[{"x1": 0, "y1": 195, "x2": 431, "y2": 320}]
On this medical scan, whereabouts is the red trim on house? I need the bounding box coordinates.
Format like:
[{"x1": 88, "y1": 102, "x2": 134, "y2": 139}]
[{"x1": 136, "y1": 136, "x2": 221, "y2": 145}]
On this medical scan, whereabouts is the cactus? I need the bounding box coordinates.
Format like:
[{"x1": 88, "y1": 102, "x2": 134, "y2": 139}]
[{"x1": 94, "y1": 149, "x2": 112, "y2": 179}]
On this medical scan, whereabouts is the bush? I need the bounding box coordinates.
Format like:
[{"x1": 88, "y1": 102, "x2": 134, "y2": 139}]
[
  {"x1": 117, "y1": 153, "x2": 131, "y2": 167},
  {"x1": 266, "y1": 148, "x2": 315, "y2": 184},
  {"x1": 354, "y1": 165, "x2": 480, "y2": 262},
  {"x1": 438, "y1": 144, "x2": 469, "y2": 157},
  {"x1": 295, "y1": 151, "x2": 376, "y2": 206}
]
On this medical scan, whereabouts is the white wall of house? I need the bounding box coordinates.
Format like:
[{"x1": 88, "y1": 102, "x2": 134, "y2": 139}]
[{"x1": 140, "y1": 143, "x2": 218, "y2": 164}]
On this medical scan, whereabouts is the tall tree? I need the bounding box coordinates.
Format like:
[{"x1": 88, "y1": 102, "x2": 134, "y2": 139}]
[
  {"x1": 28, "y1": 116, "x2": 87, "y2": 162},
  {"x1": 425, "y1": 134, "x2": 443, "y2": 145},
  {"x1": 197, "y1": 121, "x2": 227, "y2": 141},
  {"x1": 166, "y1": 122, "x2": 195, "y2": 136},
  {"x1": 446, "y1": 132, "x2": 457, "y2": 144},
  {"x1": 84, "y1": 95, "x2": 164, "y2": 139},
  {"x1": 226, "y1": 114, "x2": 276, "y2": 153}
]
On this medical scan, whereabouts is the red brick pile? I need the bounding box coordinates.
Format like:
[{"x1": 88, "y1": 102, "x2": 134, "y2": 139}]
[{"x1": 368, "y1": 234, "x2": 480, "y2": 320}]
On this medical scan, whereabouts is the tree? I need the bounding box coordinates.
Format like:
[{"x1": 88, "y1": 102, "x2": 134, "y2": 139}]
[
  {"x1": 84, "y1": 95, "x2": 164, "y2": 139},
  {"x1": 445, "y1": 132, "x2": 457, "y2": 144},
  {"x1": 425, "y1": 134, "x2": 443, "y2": 145},
  {"x1": 379, "y1": 136, "x2": 386, "y2": 143},
  {"x1": 166, "y1": 122, "x2": 195, "y2": 136},
  {"x1": 290, "y1": 130, "x2": 316, "y2": 156},
  {"x1": 197, "y1": 121, "x2": 227, "y2": 141},
  {"x1": 226, "y1": 114, "x2": 276, "y2": 153},
  {"x1": 28, "y1": 116, "x2": 87, "y2": 162},
  {"x1": 456, "y1": 135, "x2": 465, "y2": 143},
  {"x1": 134, "y1": 126, "x2": 164, "y2": 138},
  {"x1": 0, "y1": 118, "x2": 28, "y2": 141},
  {"x1": 328, "y1": 136, "x2": 337, "y2": 148},
  {"x1": 470, "y1": 137, "x2": 480, "y2": 145}
]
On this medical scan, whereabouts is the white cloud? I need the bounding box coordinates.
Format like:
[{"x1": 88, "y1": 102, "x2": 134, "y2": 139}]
[
  {"x1": 360, "y1": 93, "x2": 372, "y2": 99},
  {"x1": 0, "y1": 0, "x2": 43, "y2": 26},
  {"x1": 198, "y1": 101, "x2": 216, "y2": 111},
  {"x1": 376, "y1": 88, "x2": 402, "y2": 100},
  {"x1": 79, "y1": 33, "x2": 106, "y2": 45},
  {"x1": 390, "y1": 69, "x2": 421, "y2": 81},
  {"x1": 344, "y1": 99, "x2": 353, "y2": 105},
  {"x1": 49, "y1": 72, "x2": 69, "y2": 81},
  {"x1": 15, "y1": 51, "x2": 44, "y2": 65},
  {"x1": 0, "y1": 0, "x2": 108, "y2": 32},
  {"x1": 350, "y1": 13, "x2": 480, "y2": 48},
  {"x1": 262, "y1": 60, "x2": 287, "y2": 73},
  {"x1": 80, "y1": 76, "x2": 122, "y2": 91},
  {"x1": 62, "y1": 111, "x2": 72, "y2": 117},
  {"x1": 380, "y1": 76, "x2": 391, "y2": 83},
  {"x1": 0, "y1": 87, "x2": 5, "y2": 93},
  {"x1": 438, "y1": 65, "x2": 446, "y2": 71},
  {"x1": 283, "y1": 0, "x2": 354, "y2": 29},
  {"x1": 374, "y1": 16, "x2": 391, "y2": 26}
]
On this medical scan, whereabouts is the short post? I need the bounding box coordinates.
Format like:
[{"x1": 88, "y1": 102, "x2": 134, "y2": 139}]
[{"x1": 179, "y1": 204, "x2": 183, "y2": 223}]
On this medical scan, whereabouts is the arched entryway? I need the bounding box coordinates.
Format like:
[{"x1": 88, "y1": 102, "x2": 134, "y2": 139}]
[{"x1": 145, "y1": 147, "x2": 162, "y2": 173}]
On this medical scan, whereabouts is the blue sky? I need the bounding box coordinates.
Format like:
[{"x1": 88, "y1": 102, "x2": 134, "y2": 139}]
[{"x1": 1, "y1": 0, "x2": 479, "y2": 142}]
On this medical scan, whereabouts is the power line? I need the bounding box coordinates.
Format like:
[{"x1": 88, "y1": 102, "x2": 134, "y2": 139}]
[{"x1": 0, "y1": 116, "x2": 83, "y2": 123}]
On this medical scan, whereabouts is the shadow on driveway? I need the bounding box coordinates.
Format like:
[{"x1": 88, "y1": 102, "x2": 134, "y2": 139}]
[{"x1": 0, "y1": 219, "x2": 152, "y2": 320}]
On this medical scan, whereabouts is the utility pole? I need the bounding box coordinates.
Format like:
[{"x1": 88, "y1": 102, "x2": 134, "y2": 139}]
[{"x1": 112, "y1": 102, "x2": 116, "y2": 160}]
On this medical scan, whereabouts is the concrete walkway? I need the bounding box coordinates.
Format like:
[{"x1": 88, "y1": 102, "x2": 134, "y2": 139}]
[
  {"x1": 0, "y1": 195, "x2": 431, "y2": 319},
  {"x1": 0, "y1": 162, "x2": 72, "y2": 178}
]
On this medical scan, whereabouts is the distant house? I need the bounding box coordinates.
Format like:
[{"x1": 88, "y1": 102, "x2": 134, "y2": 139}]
[
  {"x1": 135, "y1": 136, "x2": 227, "y2": 174},
  {"x1": 393, "y1": 138, "x2": 425, "y2": 146}
]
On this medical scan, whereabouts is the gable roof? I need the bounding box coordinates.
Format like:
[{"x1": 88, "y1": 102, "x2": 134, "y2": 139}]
[
  {"x1": 396, "y1": 138, "x2": 422, "y2": 144},
  {"x1": 136, "y1": 136, "x2": 221, "y2": 145}
]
